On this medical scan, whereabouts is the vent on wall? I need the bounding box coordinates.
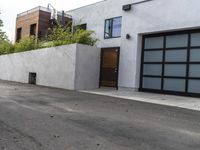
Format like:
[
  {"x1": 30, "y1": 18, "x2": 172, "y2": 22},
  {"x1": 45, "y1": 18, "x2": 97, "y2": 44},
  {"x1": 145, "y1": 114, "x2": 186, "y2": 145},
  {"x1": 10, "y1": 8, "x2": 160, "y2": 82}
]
[{"x1": 29, "y1": 72, "x2": 37, "y2": 85}]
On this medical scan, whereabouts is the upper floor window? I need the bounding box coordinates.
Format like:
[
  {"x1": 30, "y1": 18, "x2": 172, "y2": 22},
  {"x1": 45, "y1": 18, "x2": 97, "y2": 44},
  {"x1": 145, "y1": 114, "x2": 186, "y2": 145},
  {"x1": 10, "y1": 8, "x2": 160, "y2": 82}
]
[
  {"x1": 16, "y1": 27, "x2": 22, "y2": 42},
  {"x1": 104, "y1": 17, "x2": 122, "y2": 39},
  {"x1": 79, "y1": 24, "x2": 87, "y2": 30},
  {"x1": 30, "y1": 24, "x2": 37, "y2": 36},
  {"x1": 74, "y1": 24, "x2": 87, "y2": 32}
]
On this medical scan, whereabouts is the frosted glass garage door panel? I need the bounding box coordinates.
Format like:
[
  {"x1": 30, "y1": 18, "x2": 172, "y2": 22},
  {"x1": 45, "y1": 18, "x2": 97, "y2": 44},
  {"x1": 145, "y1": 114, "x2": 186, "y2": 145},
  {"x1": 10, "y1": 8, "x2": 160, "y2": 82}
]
[
  {"x1": 164, "y1": 65, "x2": 186, "y2": 77},
  {"x1": 189, "y1": 65, "x2": 200, "y2": 77},
  {"x1": 188, "y1": 80, "x2": 200, "y2": 93},
  {"x1": 190, "y1": 49, "x2": 200, "y2": 62},
  {"x1": 144, "y1": 37, "x2": 164, "y2": 49},
  {"x1": 144, "y1": 51, "x2": 163, "y2": 62},
  {"x1": 143, "y1": 77, "x2": 161, "y2": 89},
  {"x1": 191, "y1": 33, "x2": 200, "y2": 47},
  {"x1": 164, "y1": 79, "x2": 185, "y2": 92},
  {"x1": 165, "y1": 50, "x2": 187, "y2": 62},
  {"x1": 143, "y1": 64, "x2": 162, "y2": 76},
  {"x1": 166, "y1": 34, "x2": 188, "y2": 48}
]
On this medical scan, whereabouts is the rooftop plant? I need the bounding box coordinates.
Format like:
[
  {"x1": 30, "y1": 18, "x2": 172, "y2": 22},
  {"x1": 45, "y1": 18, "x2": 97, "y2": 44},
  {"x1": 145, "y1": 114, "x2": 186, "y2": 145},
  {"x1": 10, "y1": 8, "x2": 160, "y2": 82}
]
[
  {"x1": 47, "y1": 25, "x2": 98, "y2": 46},
  {"x1": 0, "y1": 40, "x2": 14, "y2": 55},
  {"x1": 14, "y1": 36, "x2": 38, "y2": 52},
  {"x1": 0, "y1": 22, "x2": 98, "y2": 55}
]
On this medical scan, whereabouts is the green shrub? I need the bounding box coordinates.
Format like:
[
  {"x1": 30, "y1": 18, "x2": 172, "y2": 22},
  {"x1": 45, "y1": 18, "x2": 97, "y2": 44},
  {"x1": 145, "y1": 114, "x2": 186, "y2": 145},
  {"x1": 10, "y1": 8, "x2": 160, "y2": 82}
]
[
  {"x1": 0, "y1": 24, "x2": 98, "y2": 55},
  {"x1": 48, "y1": 25, "x2": 71, "y2": 42},
  {"x1": 0, "y1": 41, "x2": 14, "y2": 55},
  {"x1": 14, "y1": 36, "x2": 37, "y2": 52},
  {"x1": 0, "y1": 18, "x2": 8, "y2": 41},
  {"x1": 72, "y1": 29, "x2": 97, "y2": 46},
  {"x1": 47, "y1": 25, "x2": 98, "y2": 47},
  {"x1": 38, "y1": 41, "x2": 54, "y2": 49},
  {"x1": 47, "y1": 26, "x2": 72, "y2": 46}
]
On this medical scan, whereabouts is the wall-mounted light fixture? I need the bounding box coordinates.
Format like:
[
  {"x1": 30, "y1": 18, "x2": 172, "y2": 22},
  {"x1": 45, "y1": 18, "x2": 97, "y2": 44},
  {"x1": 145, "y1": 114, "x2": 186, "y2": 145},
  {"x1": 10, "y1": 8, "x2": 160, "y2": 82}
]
[{"x1": 126, "y1": 34, "x2": 131, "y2": 40}]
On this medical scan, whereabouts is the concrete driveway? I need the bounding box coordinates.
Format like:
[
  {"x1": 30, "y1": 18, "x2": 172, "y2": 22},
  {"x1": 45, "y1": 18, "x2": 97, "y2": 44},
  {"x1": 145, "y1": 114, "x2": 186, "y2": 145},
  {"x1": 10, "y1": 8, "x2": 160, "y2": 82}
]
[
  {"x1": 0, "y1": 80, "x2": 200, "y2": 150},
  {"x1": 81, "y1": 88, "x2": 200, "y2": 111}
]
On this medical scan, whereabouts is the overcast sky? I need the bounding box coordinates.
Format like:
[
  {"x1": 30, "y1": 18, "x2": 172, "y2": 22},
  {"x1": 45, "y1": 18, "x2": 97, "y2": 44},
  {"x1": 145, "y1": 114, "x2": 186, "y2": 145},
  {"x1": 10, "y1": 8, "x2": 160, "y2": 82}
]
[{"x1": 0, "y1": 0, "x2": 102, "y2": 41}]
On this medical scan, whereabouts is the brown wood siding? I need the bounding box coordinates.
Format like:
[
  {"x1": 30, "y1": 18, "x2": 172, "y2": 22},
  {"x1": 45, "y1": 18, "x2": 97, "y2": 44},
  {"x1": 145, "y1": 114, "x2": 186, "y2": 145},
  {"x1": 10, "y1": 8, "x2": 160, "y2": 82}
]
[
  {"x1": 38, "y1": 10, "x2": 51, "y2": 39},
  {"x1": 15, "y1": 10, "x2": 51, "y2": 41},
  {"x1": 15, "y1": 8, "x2": 72, "y2": 42}
]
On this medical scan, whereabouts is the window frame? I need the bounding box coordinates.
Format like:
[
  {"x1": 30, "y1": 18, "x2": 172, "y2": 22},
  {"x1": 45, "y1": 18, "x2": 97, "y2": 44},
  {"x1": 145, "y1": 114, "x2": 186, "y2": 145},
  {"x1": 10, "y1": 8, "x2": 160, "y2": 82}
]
[
  {"x1": 30, "y1": 23, "x2": 37, "y2": 36},
  {"x1": 79, "y1": 24, "x2": 87, "y2": 30},
  {"x1": 74, "y1": 23, "x2": 87, "y2": 30},
  {"x1": 104, "y1": 16, "x2": 122, "y2": 39},
  {"x1": 139, "y1": 28, "x2": 200, "y2": 97}
]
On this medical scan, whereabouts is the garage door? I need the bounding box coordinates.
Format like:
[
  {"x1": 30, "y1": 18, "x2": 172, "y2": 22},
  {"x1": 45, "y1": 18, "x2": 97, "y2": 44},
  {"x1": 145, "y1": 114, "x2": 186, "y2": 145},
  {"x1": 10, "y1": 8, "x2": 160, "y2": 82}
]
[{"x1": 140, "y1": 29, "x2": 200, "y2": 96}]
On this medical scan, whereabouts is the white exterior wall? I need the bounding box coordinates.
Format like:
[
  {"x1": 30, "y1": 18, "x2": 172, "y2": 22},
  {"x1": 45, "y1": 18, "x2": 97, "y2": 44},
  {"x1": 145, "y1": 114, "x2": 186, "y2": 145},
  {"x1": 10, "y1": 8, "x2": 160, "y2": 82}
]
[
  {"x1": 0, "y1": 44, "x2": 100, "y2": 90},
  {"x1": 67, "y1": 0, "x2": 200, "y2": 90}
]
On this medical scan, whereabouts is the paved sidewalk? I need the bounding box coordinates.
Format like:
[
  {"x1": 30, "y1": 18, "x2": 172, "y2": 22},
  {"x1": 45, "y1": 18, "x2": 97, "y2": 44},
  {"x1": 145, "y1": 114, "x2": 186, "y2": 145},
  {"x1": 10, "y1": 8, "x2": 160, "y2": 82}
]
[{"x1": 80, "y1": 88, "x2": 200, "y2": 111}]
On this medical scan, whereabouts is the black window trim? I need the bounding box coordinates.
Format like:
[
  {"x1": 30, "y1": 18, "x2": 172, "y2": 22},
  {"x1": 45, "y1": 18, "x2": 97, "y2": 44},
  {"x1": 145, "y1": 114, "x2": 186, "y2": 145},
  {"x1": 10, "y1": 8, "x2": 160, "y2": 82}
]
[
  {"x1": 30, "y1": 23, "x2": 37, "y2": 36},
  {"x1": 16, "y1": 27, "x2": 22, "y2": 42},
  {"x1": 139, "y1": 28, "x2": 200, "y2": 98},
  {"x1": 76, "y1": 23, "x2": 87, "y2": 30},
  {"x1": 104, "y1": 16, "x2": 122, "y2": 39}
]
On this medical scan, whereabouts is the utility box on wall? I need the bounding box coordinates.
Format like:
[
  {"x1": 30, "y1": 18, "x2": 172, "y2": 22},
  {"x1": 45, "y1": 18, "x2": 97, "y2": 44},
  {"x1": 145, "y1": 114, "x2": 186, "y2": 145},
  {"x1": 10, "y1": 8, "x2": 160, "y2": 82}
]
[{"x1": 0, "y1": 44, "x2": 100, "y2": 90}]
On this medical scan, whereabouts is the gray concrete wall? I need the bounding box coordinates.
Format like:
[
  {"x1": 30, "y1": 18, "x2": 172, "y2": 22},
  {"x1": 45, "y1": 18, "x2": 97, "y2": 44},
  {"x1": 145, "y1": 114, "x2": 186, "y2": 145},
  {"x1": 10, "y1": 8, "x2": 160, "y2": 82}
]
[
  {"x1": 75, "y1": 44, "x2": 100, "y2": 90},
  {"x1": 67, "y1": 0, "x2": 200, "y2": 90},
  {"x1": 0, "y1": 44, "x2": 100, "y2": 90}
]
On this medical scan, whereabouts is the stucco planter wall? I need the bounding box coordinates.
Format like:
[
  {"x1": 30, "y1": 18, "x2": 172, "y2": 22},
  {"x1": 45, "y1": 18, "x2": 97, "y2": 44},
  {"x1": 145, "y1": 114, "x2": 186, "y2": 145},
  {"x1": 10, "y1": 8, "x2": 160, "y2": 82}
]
[{"x1": 0, "y1": 44, "x2": 100, "y2": 90}]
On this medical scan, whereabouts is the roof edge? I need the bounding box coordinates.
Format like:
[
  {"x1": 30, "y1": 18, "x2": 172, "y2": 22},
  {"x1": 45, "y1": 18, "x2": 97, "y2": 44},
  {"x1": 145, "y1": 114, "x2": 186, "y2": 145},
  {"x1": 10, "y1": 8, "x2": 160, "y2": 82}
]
[
  {"x1": 66, "y1": 0, "x2": 107, "y2": 12},
  {"x1": 17, "y1": 6, "x2": 51, "y2": 18}
]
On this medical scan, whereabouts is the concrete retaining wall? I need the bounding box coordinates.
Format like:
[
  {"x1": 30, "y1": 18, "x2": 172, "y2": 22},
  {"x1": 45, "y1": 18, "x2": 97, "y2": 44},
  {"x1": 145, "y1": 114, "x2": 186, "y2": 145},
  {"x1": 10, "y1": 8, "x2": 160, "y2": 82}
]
[{"x1": 0, "y1": 44, "x2": 100, "y2": 90}]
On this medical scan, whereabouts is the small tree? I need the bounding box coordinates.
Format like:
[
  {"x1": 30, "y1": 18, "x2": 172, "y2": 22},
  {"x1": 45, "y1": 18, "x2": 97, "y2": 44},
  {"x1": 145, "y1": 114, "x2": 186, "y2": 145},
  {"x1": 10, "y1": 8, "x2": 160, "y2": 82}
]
[
  {"x1": 0, "y1": 14, "x2": 13, "y2": 55},
  {"x1": 47, "y1": 25, "x2": 98, "y2": 46},
  {"x1": 47, "y1": 25, "x2": 72, "y2": 46},
  {"x1": 14, "y1": 36, "x2": 37, "y2": 52},
  {"x1": 0, "y1": 14, "x2": 8, "y2": 41},
  {"x1": 0, "y1": 40, "x2": 14, "y2": 55},
  {"x1": 72, "y1": 29, "x2": 97, "y2": 46}
]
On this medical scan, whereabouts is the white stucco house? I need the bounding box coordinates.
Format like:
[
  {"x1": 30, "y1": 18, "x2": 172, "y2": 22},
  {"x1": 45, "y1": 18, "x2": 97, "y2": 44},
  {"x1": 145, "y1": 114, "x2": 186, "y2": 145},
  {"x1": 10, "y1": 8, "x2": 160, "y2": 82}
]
[
  {"x1": 3, "y1": 0, "x2": 200, "y2": 96},
  {"x1": 65, "y1": 0, "x2": 200, "y2": 97}
]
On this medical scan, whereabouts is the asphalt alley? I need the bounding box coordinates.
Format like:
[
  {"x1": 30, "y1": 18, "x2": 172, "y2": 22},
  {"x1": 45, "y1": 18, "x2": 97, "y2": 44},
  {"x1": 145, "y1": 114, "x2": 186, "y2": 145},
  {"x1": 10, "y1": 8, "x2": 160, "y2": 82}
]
[{"x1": 0, "y1": 80, "x2": 199, "y2": 150}]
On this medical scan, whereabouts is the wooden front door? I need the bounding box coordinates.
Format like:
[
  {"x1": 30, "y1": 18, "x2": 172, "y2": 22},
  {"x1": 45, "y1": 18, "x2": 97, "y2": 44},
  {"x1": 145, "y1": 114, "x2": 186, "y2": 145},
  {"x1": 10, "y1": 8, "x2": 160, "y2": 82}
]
[{"x1": 100, "y1": 48, "x2": 120, "y2": 88}]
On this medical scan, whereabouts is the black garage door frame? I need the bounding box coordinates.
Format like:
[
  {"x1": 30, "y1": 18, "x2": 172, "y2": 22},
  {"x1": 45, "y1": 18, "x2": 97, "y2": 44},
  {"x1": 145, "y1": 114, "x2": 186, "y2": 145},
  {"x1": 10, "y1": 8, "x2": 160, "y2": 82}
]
[{"x1": 139, "y1": 28, "x2": 200, "y2": 97}]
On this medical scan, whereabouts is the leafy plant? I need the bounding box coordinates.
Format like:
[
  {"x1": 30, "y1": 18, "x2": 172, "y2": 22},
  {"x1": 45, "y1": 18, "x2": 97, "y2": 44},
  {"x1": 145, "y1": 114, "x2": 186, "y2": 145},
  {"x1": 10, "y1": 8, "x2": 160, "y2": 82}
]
[
  {"x1": 0, "y1": 40, "x2": 14, "y2": 55},
  {"x1": 0, "y1": 21, "x2": 98, "y2": 55},
  {"x1": 14, "y1": 36, "x2": 37, "y2": 52},
  {"x1": 47, "y1": 25, "x2": 98, "y2": 46},
  {"x1": 38, "y1": 41, "x2": 54, "y2": 49},
  {"x1": 72, "y1": 29, "x2": 97, "y2": 46},
  {"x1": 0, "y1": 15, "x2": 8, "y2": 41},
  {"x1": 0, "y1": 15, "x2": 13, "y2": 55},
  {"x1": 48, "y1": 25, "x2": 71, "y2": 41}
]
